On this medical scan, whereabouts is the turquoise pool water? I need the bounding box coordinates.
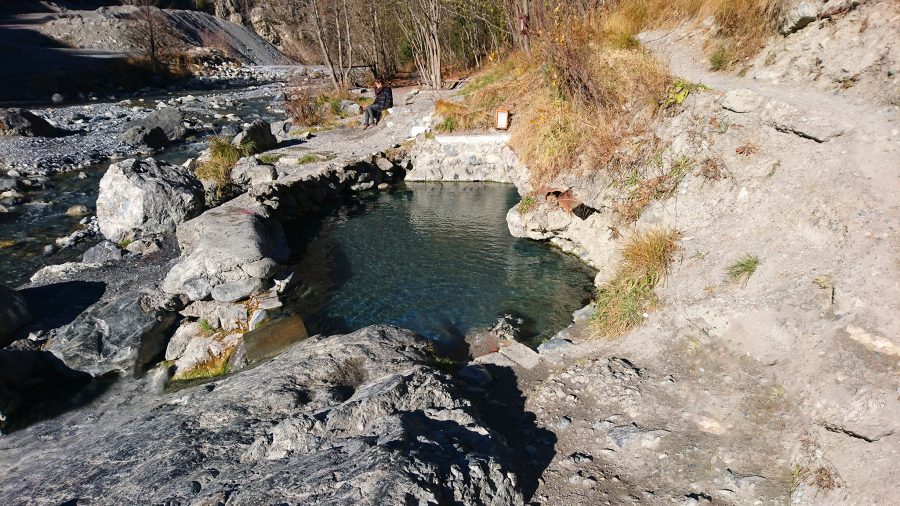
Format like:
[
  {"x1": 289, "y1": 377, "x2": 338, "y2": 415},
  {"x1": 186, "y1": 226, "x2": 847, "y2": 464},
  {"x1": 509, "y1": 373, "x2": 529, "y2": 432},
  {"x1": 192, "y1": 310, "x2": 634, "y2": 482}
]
[{"x1": 284, "y1": 182, "x2": 596, "y2": 347}]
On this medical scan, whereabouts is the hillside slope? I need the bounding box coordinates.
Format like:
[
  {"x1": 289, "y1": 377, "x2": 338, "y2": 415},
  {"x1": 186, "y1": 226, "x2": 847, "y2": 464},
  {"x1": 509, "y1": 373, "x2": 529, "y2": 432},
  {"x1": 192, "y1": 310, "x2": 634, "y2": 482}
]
[
  {"x1": 495, "y1": 5, "x2": 900, "y2": 504},
  {"x1": 405, "y1": 1, "x2": 899, "y2": 503},
  {"x1": 22, "y1": 5, "x2": 290, "y2": 66}
]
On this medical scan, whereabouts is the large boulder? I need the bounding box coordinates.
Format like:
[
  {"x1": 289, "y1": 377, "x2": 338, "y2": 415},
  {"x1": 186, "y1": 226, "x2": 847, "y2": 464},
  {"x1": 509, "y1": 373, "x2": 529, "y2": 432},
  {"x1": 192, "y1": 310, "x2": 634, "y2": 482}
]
[
  {"x1": 122, "y1": 125, "x2": 169, "y2": 150},
  {"x1": 0, "y1": 108, "x2": 61, "y2": 137},
  {"x1": 162, "y1": 198, "x2": 288, "y2": 302},
  {"x1": 82, "y1": 241, "x2": 124, "y2": 264},
  {"x1": 231, "y1": 156, "x2": 277, "y2": 187},
  {"x1": 270, "y1": 119, "x2": 292, "y2": 141},
  {"x1": 233, "y1": 119, "x2": 277, "y2": 152},
  {"x1": 0, "y1": 285, "x2": 32, "y2": 347},
  {"x1": 0, "y1": 325, "x2": 523, "y2": 503},
  {"x1": 96, "y1": 158, "x2": 205, "y2": 243},
  {"x1": 126, "y1": 108, "x2": 187, "y2": 142},
  {"x1": 43, "y1": 284, "x2": 178, "y2": 376},
  {"x1": 780, "y1": 2, "x2": 818, "y2": 34}
]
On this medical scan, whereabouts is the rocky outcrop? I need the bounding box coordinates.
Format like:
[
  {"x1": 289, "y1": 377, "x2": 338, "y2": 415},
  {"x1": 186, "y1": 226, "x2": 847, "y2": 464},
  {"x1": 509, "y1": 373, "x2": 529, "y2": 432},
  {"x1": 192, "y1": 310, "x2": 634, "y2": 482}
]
[
  {"x1": 161, "y1": 198, "x2": 288, "y2": 301},
  {"x1": 0, "y1": 285, "x2": 32, "y2": 347},
  {"x1": 0, "y1": 325, "x2": 522, "y2": 504},
  {"x1": 96, "y1": 158, "x2": 206, "y2": 243},
  {"x1": 407, "y1": 134, "x2": 530, "y2": 191},
  {"x1": 780, "y1": 1, "x2": 818, "y2": 34},
  {"x1": 44, "y1": 284, "x2": 178, "y2": 377},
  {"x1": 82, "y1": 241, "x2": 124, "y2": 264},
  {"x1": 231, "y1": 156, "x2": 277, "y2": 187},
  {"x1": 0, "y1": 108, "x2": 62, "y2": 137},
  {"x1": 122, "y1": 125, "x2": 169, "y2": 150},
  {"x1": 233, "y1": 119, "x2": 277, "y2": 152},
  {"x1": 125, "y1": 108, "x2": 187, "y2": 142}
]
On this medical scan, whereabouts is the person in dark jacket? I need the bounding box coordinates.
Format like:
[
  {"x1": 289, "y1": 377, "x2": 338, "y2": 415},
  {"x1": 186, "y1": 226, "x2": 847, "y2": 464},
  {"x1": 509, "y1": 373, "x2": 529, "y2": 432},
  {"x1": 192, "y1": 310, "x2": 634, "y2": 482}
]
[{"x1": 362, "y1": 78, "x2": 393, "y2": 129}]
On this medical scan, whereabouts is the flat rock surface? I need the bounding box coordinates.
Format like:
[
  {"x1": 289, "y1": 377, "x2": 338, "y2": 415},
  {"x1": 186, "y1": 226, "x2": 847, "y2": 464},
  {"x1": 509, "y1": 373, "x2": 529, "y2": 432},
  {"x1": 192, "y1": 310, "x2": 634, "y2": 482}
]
[{"x1": 0, "y1": 325, "x2": 522, "y2": 505}]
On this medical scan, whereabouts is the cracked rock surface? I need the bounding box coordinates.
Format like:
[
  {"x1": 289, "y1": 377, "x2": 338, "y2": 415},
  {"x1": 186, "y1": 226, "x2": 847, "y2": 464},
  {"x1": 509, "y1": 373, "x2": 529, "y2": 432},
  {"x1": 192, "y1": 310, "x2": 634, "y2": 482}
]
[{"x1": 0, "y1": 325, "x2": 522, "y2": 505}]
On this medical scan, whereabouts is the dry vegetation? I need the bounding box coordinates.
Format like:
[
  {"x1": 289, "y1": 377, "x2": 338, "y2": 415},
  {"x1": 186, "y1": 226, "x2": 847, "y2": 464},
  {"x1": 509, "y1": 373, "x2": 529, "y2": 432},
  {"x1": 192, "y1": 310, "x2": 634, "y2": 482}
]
[
  {"x1": 591, "y1": 227, "x2": 681, "y2": 337},
  {"x1": 284, "y1": 80, "x2": 373, "y2": 127},
  {"x1": 437, "y1": 0, "x2": 786, "y2": 185},
  {"x1": 195, "y1": 137, "x2": 256, "y2": 185}
]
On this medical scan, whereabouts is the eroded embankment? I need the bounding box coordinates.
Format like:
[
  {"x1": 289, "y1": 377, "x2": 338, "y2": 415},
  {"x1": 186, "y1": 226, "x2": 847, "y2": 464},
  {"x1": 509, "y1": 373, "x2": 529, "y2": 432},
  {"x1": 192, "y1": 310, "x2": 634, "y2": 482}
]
[{"x1": 409, "y1": 16, "x2": 900, "y2": 504}]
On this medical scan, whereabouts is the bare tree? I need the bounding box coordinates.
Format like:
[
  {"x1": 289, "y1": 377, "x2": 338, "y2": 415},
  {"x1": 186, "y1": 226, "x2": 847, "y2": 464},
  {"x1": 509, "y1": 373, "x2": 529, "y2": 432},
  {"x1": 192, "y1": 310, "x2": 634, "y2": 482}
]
[
  {"x1": 397, "y1": 0, "x2": 443, "y2": 89},
  {"x1": 124, "y1": 0, "x2": 182, "y2": 74},
  {"x1": 269, "y1": 0, "x2": 357, "y2": 90}
]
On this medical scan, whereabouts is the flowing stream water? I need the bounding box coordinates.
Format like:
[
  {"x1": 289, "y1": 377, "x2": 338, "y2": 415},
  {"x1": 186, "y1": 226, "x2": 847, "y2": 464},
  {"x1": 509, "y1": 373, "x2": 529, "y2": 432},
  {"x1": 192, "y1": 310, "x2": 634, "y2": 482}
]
[
  {"x1": 0, "y1": 89, "x2": 281, "y2": 286},
  {"x1": 283, "y1": 182, "x2": 597, "y2": 348}
]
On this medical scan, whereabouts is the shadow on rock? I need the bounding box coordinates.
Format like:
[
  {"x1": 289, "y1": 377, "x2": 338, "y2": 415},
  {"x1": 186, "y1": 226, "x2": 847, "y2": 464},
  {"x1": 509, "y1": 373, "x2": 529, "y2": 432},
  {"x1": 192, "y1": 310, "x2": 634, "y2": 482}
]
[
  {"x1": 467, "y1": 364, "x2": 556, "y2": 501},
  {"x1": 0, "y1": 349, "x2": 113, "y2": 434},
  {"x1": 18, "y1": 280, "x2": 106, "y2": 334}
]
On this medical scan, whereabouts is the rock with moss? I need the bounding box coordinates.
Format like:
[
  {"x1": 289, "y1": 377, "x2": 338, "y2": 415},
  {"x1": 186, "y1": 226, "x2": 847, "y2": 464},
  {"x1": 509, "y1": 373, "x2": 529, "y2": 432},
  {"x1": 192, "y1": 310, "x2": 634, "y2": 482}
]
[
  {"x1": 96, "y1": 158, "x2": 206, "y2": 243},
  {"x1": 0, "y1": 325, "x2": 523, "y2": 503},
  {"x1": 170, "y1": 330, "x2": 246, "y2": 381}
]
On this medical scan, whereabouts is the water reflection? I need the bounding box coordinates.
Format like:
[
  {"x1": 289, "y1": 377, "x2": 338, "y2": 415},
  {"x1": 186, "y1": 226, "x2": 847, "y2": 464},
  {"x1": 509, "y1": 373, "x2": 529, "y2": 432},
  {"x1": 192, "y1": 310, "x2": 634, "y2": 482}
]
[{"x1": 283, "y1": 182, "x2": 596, "y2": 346}]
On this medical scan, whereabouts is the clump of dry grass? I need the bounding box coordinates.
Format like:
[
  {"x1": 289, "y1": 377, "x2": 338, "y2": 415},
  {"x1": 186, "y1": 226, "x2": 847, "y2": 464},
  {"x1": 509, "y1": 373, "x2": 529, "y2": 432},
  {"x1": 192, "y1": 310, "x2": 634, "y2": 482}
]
[
  {"x1": 616, "y1": 155, "x2": 694, "y2": 221},
  {"x1": 443, "y1": 0, "x2": 786, "y2": 184},
  {"x1": 285, "y1": 87, "x2": 325, "y2": 126},
  {"x1": 195, "y1": 137, "x2": 255, "y2": 184},
  {"x1": 284, "y1": 80, "x2": 373, "y2": 127},
  {"x1": 443, "y1": 26, "x2": 670, "y2": 185},
  {"x1": 603, "y1": 0, "x2": 787, "y2": 68},
  {"x1": 591, "y1": 227, "x2": 681, "y2": 337}
]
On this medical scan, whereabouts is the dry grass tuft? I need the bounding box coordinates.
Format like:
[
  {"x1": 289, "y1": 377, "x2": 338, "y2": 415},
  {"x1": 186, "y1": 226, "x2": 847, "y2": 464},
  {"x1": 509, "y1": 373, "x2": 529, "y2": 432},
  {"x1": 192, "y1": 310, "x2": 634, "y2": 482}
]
[
  {"x1": 284, "y1": 81, "x2": 372, "y2": 127},
  {"x1": 446, "y1": 32, "x2": 670, "y2": 185},
  {"x1": 195, "y1": 137, "x2": 255, "y2": 185},
  {"x1": 615, "y1": 155, "x2": 694, "y2": 222},
  {"x1": 602, "y1": 0, "x2": 787, "y2": 69},
  {"x1": 591, "y1": 227, "x2": 681, "y2": 337},
  {"x1": 444, "y1": 0, "x2": 786, "y2": 185}
]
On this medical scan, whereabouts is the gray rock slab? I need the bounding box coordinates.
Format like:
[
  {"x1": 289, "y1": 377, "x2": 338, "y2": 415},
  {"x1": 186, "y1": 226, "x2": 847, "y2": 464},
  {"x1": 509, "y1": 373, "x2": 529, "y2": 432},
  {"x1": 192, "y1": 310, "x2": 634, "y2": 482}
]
[
  {"x1": 0, "y1": 325, "x2": 523, "y2": 504},
  {"x1": 722, "y1": 89, "x2": 763, "y2": 113}
]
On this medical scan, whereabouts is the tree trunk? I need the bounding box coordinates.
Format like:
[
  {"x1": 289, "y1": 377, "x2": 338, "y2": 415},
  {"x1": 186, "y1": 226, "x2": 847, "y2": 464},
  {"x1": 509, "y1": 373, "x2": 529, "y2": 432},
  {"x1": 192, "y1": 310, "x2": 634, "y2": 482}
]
[{"x1": 311, "y1": 0, "x2": 340, "y2": 90}]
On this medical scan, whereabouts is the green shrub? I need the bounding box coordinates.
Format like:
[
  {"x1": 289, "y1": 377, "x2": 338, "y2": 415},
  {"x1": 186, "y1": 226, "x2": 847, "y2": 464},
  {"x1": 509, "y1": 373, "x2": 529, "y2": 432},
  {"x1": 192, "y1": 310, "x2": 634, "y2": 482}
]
[
  {"x1": 518, "y1": 195, "x2": 537, "y2": 213},
  {"x1": 709, "y1": 46, "x2": 729, "y2": 71},
  {"x1": 257, "y1": 154, "x2": 282, "y2": 165},
  {"x1": 727, "y1": 254, "x2": 760, "y2": 285}
]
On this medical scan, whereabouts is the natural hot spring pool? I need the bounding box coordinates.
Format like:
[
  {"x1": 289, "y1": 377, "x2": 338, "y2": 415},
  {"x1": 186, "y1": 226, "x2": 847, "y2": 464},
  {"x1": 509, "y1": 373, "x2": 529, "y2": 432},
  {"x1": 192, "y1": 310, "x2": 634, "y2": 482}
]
[{"x1": 282, "y1": 182, "x2": 596, "y2": 347}]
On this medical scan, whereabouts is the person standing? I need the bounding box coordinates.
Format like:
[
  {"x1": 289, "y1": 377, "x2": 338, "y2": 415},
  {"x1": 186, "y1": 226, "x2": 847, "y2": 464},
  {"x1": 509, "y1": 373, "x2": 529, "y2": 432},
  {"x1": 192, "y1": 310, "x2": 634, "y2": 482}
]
[{"x1": 362, "y1": 78, "x2": 393, "y2": 129}]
